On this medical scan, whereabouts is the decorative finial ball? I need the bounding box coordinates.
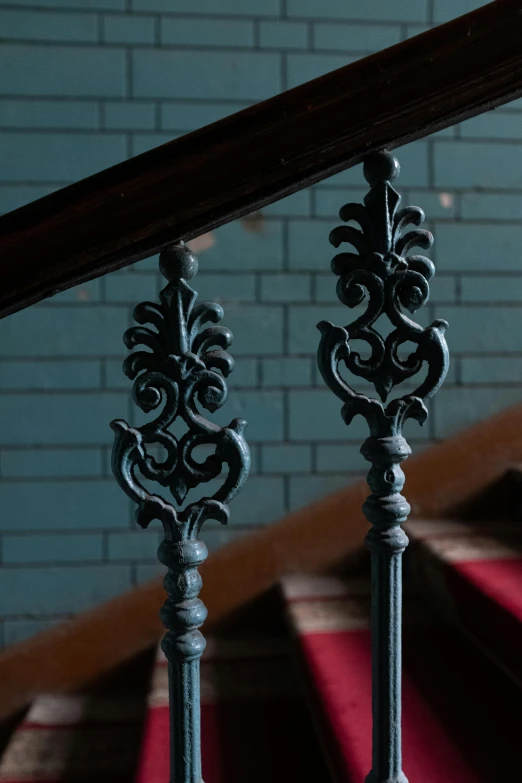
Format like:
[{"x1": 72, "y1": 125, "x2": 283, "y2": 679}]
[
  {"x1": 159, "y1": 242, "x2": 198, "y2": 282},
  {"x1": 363, "y1": 151, "x2": 400, "y2": 186}
]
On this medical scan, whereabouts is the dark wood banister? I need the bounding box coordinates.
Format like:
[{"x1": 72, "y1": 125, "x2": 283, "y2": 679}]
[{"x1": 1, "y1": 0, "x2": 522, "y2": 318}]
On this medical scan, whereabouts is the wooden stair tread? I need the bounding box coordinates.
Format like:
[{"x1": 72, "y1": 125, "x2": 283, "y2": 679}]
[{"x1": 281, "y1": 574, "x2": 521, "y2": 783}]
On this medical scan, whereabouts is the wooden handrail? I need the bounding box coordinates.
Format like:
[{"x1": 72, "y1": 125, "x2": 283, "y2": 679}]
[{"x1": 1, "y1": 0, "x2": 522, "y2": 318}]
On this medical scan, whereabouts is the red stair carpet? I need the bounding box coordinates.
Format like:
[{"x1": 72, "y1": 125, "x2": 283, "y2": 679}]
[
  {"x1": 0, "y1": 650, "x2": 152, "y2": 782},
  {"x1": 0, "y1": 634, "x2": 327, "y2": 782},
  {"x1": 282, "y1": 573, "x2": 521, "y2": 783},
  {"x1": 136, "y1": 635, "x2": 327, "y2": 783},
  {"x1": 0, "y1": 692, "x2": 144, "y2": 782},
  {"x1": 2, "y1": 522, "x2": 521, "y2": 782},
  {"x1": 405, "y1": 518, "x2": 522, "y2": 683}
]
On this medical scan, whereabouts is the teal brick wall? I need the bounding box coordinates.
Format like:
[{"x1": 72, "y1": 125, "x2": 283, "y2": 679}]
[{"x1": 0, "y1": 0, "x2": 520, "y2": 646}]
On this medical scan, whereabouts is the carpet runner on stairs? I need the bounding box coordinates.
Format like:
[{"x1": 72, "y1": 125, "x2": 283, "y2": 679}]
[
  {"x1": 0, "y1": 633, "x2": 329, "y2": 782},
  {"x1": 0, "y1": 692, "x2": 145, "y2": 782},
  {"x1": 404, "y1": 518, "x2": 522, "y2": 684},
  {"x1": 0, "y1": 650, "x2": 153, "y2": 782},
  {"x1": 282, "y1": 573, "x2": 521, "y2": 783},
  {"x1": 3, "y1": 517, "x2": 520, "y2": 782},
  {"x1": 136, "y1": 634, "x2": 328, "y2": 783}
]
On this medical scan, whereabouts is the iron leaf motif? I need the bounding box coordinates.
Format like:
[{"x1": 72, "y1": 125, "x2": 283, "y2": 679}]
[
  {"x1": 317, "y1": 150, "x2": 450, "y2": 783},
  {"x1": 317, "y1": 151, "x2": 449, "y2": 437},
  {"x1": 111, "y1": 242, "x2": 250, "y2": 542}
]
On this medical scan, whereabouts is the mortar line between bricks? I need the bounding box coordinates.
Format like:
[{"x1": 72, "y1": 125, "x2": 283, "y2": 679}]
[
  {"x1": 280, "y1": 51, "x2": 287, "y2": 92},
  {"x1": 0, "y1": 45, "x2": 406, "y2": 62},
  {"x1": 0, "y1": 127, "x2": 162, "y2": 135},
  {"x1": 0, "y1": 95, "x2": 257, "y2": 105},
  {"x1": 311, "y1": 442, "x2": 318, "y2": 474},
  {"x1": 0, "y1": 375, "x2": 519, "y2": 391},
  {"x1": 254, "y1": 271, "x2": 262, "y2": 303},
  {"x1": 102, "y1": 531, "x2": 109, "y2": 562},
  {"x1": 283, "y1": 473, "x2": 290, "y2": 514},
  {"x1": 0, "y1": 475, "x2": 119, "y2": 483},
  {"x1": 427, "y1": 139, "x2": 435, "y2": 189},
  {"x1": 100, "y1": 444, "x2": 108, "y2": 476},
  {"x1": 454, "y1": 191, "x2": 462, "y2": 221},
  {"x1": 0, "y1": 38, "x2": 374, "y2": 55},
  {"x1": 125, "y1": 47, "x2": 132, "y2": 100},
  {"x1": 455, "y1": 274, "x2": 462, "y2": 305},
  {"x1": 153, "y1": 14, "x2": 161, "y2": 46},
  {"x1": 154, "y1": 100, "x2": 161, "y2": 131},
  {"x1": 96, "y1": 12, "x2": 104, "y2": 46},
  {"x1": 455, "y1": 357, "x2": 463, "y2": 386},
  {"x1": 307, "y1": 20, "x2": 314, "y2": 50},
  {"x1": 253, "y1": 18, "x2": 261, "y2": 48},
  {"x1": 99, "y1": 356, "x2": 107, "y2": 389},
  {"x1": 0, "y1": 352, "x2": 363, "y2": 361},
  {"x1": 0, "y1": 379, "x2": 519, "y2": 401},
  {"x1": 282, "y1": 219, "x2": 290, "y2": 270},
  {"x1": 1, "y1": 443, "x2": 107, "y2": 450},
  {"x1": 427, "y1": 0, "x2": 435, "y2": 26},
  {"x1": 0, "y1": 7, "x2": 424, "y2": 25},
  {"x1": 0, "y1": 512, "x2": 345, "y2": 539},
  {"x1": 283, "y1": 387, "x2": 289, "y2": 442}
]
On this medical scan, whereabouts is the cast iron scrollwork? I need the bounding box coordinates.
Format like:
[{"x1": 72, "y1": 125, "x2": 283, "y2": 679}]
[
  {"x1": 111, "y1": 241, "x2": 250, "y2": 783},
  {"x1": 317, "y1": 151, "x2": 449, "y2": 783},
  {"x1": 318, "y1": 151, "x2": 449, "y2": 438}
]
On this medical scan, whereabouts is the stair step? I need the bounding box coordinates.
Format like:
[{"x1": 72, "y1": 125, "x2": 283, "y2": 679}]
[
  {"x1": 0, "y1": 649, "x2": 154, "y2": 782},
  {"x1": 282, "y1": 574, "x2": 521, "y2": 783},
  {"x1": 405, "y1": 518, "x2": 522, "y2": 683},
  {"x1": 136, "y1": 635, "x2": 329, "y2": 783},
  {"x1": 0, "y1": 693, "x2": 145, "y2": 782}
]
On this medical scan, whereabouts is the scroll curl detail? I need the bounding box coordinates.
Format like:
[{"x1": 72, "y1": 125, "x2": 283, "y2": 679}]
[
  {"x1": 111, "y1": 243, "x2": 250, "y2": 541},
  {"x1": 317, "y1": 151, "x2": 449, "y2": 436}
]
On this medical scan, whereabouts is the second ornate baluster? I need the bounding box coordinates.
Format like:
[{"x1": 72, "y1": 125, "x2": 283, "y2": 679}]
[
  {"x1": 111, "y1": 242, "x2": 250, "y2": 783},
  {"x1": 317, "y1": 151, "x2": 449, "y2": 783}
]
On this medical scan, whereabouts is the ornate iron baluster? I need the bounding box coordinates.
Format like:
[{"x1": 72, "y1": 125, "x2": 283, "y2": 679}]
[
  {"x1": 111, "y1": 242, "x2": 250, "y2": 783},
  {"x1": 317, "y1": 151, "x2": 449, "y2": 783}
]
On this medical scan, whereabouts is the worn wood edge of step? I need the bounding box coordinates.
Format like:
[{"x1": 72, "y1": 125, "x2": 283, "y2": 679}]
[{"x1": 0, "y1": 400, "x2": 522, "y2": 719}]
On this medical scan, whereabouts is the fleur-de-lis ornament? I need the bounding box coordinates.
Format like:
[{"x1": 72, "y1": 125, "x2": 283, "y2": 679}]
[
  {"x1": 111, "y1": 242, "x2": 250, "y2": 783},
  {"x1": 318, "y1": 151, "x2": 449, "y2": 783}
]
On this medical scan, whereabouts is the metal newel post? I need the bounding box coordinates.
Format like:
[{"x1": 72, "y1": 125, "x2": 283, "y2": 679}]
[
  {"x1": 317, "y1": 151, "x2": 449, "y2": 783},
  {"x1": 111, "y1": 242, "x2": 250, "y2": 783}
]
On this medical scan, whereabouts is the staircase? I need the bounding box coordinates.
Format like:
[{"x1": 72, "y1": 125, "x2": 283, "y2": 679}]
[
  {"x1": 0, "y1": 469, "x2": 519, "y2": 781},
  {"x1": 280, "y1": 476, "x2": 522, "y2": 782},
  {"x1": 1, "y1": 3, "x2": 522, "y2": 780},
  {"x1": 0, "y1": 629, "x2": 329, "y2": 783}
]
